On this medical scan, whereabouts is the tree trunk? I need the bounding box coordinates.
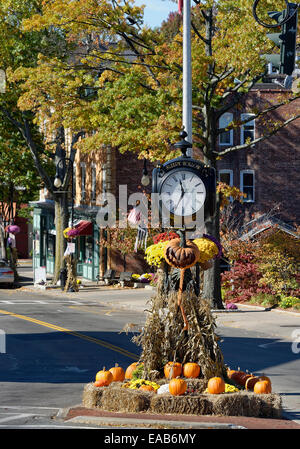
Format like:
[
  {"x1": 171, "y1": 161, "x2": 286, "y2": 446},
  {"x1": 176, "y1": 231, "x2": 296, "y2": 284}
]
[
  {"x1": 0, "y1": 225, "x2": 5, "y2": 259},
  {"x1": 203, "y1": 194, "x2": 224, "y2": 309},
  {"x1": 53, "y1": 192, "x2": 69, "y2": 284}
]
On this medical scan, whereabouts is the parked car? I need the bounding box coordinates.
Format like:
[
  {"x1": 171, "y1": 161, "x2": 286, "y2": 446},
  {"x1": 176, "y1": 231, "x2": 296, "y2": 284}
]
[{"x1": 0, "y1": 260, "x2": 14, "y2": 286}]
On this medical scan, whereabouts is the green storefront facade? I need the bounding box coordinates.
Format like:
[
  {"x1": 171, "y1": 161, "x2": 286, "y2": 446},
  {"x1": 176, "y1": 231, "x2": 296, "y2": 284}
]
[{"x1": 32, "y1": 200, "x2": 100, "y2": 282}]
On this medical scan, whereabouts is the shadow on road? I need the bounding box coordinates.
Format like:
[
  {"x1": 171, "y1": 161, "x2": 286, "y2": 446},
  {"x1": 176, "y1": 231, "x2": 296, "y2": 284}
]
[
  {"x1": 0, "y1": 328, "x2": 298, "y2": 384},
  {"x1": 0, "y1": 330, "x2": 141, "y2": 383}
]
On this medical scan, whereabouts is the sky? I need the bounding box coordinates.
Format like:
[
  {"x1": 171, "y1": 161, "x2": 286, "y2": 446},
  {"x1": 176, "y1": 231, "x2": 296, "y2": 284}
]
[{"x1": 133, "y1": 0, "x2": 178, "y2": 28}]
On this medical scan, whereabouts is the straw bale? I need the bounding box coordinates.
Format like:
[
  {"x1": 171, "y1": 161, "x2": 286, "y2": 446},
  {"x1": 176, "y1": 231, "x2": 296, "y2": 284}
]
[
  {"x1": 82, "y1": 383, "x2": 282, "y2": 418},
  {"x1": 150, "y1": 394, "x2": 213, "y2": 415},
  {"x1": 82, "y1": 383, "x2": 105, "y2": 409},
  {"x1": 100, "y1": 387, "x2": 151, "y2": 413},
  {"x1": 210, "y1": 391, "x2": 282, "y2": 418},
  {"x1": 258, "y1": 393, "x2": 282, "y2": 418},
  {"x1": 82, "y1": 383, "x2": 151, "y2": 413}
]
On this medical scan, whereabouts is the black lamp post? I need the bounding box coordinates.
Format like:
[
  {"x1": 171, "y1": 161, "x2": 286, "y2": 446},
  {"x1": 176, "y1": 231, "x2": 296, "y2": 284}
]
[
  {"x1": 141, "y1": 158, "x2": 150, "y2": 186},
  {"x1": 54, "y1": 157, "x2": 74, "y2": 228}
]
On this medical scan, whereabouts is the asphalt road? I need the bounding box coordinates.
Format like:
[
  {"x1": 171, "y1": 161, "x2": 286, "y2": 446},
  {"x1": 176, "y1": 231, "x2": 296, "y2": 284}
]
[
  {"x1": 0, "y1": 266, "x2": 299, "y2": 428},
  {"x1": 0, "y1": 283, "x2": 145, "y2": 428}
]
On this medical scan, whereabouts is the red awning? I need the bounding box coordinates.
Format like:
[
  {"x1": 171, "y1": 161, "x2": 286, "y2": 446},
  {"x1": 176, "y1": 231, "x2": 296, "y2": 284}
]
[{"x1": 74, "y1": 220, "x2": 93, "y2": 236}]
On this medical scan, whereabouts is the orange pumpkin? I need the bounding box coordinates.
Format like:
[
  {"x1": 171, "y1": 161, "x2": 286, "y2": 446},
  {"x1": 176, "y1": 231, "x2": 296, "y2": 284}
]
[
  {"x1": 95, "y1": 367, "x2": 113, "y2": 386},
  {"x1": 237, "y1": 373, "x2": 253, "y2": 386},
  {"x1": 254, "y1": 380, "x2": 272, "y2": 394},
  {"x1": 207, "y1": 377, "x2": 225, "y2": 394},
  {"x1": 125, "y1": 362, "x2": 143, "y2": 380},
  {"x1": 245, "y1": 376, "x2": 259, "y2": 391},
  {"x1": 139, "y1": 385, "x2": 155, "y2": 392},
  {"x1": 169, "y1": 378, "x2": 187, "y2": 396},
  {"x1": 230, "y1": 370, "x2": 246, "y2": 384},
  {"x1": 258, "y1": 375, "x2": 271, "y2": 384},
  {"x1": 109, "y1": 363, "x2": 125, "y2": 382},
  {"x1": 164, "y1": 238, "x2": 200, "y2": 269},
  {"x1": 183, "y1": 362, "x2": 201, "y2": 378},
  {"x1": 227, "y1": 368, "x2": 238, "y2": 380},
  {"x1": 164, "y1": 362, "x2": 182, "y2": 379},
  {"x1": 94, "y1": 380, "x2": 106, "y2": 387}
]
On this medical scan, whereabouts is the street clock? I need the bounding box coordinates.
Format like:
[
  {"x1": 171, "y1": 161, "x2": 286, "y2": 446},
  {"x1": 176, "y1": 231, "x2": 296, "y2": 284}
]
[{"x1": 152, "y1": 131, "x2": 216, "y2": 227}]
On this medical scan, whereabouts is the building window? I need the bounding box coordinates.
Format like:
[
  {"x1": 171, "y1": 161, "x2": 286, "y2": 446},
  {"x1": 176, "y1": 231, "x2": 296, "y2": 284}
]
[
  {"x1": 219, "y1": 169, "x2": 233, "y2": 202},
  {"x1": 240, "y1": 170, "x2": 255, "y2": 202},
  {"x1": 240, "y1": 113, "x2": 255, "y2": 144},
  {"x1": 219, "y1": 113, "x2": 233, "y2": 146},
  {"x1": 91, "y1": 164, "x2": 97, "y2": 202},
  {"x1": 81, "y1": 163, "x2": 86, "y2": 201},
  {"x1": 218, "y1": 169, "x2": 233, "y2": 186},
  {"x1": 73, "y1": 164, "x2": 76, "y2": 199},
  {"x1": 102, "y1": 167, "x2": 107, "y2": 197}
]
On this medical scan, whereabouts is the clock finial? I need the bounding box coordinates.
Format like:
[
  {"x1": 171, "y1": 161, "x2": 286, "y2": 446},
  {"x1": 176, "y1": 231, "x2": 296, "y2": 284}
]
[{"x1": 174, "y1": 127, "x2": 192, "y2": 157}]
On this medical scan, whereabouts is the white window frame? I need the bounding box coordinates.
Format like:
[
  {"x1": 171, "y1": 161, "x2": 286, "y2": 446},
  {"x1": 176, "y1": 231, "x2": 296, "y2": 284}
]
[
  {"x1": 240, "y1": 113, "x2": 255, "y2": 144},
  {"x1": 240, "y1": 169, "x2": 255, "y2": 203},
  {"x1": 80, "y1": 162, "x2": 86, "y2": 201},
  {"x1": 91, "y1": 164, "x2": 97, "y2": 202},
  {"x1": 219, "y1": 112, "x2": 233, "y2": 146}
]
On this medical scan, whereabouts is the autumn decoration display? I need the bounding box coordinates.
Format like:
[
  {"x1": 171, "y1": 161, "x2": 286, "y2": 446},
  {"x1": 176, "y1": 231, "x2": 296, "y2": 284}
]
[
  {"x1": 109, "y1": 363, "x2": 125, "y2": 382},
  {"x1": 254, "y1": 380, "x2": 272, "y2": 394},
  {"x1": 183, "y1": 362, "x2": 201, "y2": 378},
  {"x1": 125, "y1": 362, "x2": 144, "y2": 380},
  {"x1": 169, "y1": 378, "x2": 187, "y2": 396},
  {"x1": 164, "y1": 361, "x2": 182, "y2": 379},
  {"x1": 207, "y1": 377, "x2": 226, "y2": 394},
  {"x1": 94, "y1": 367, "x2": 113, "y2": 387},
  {"x1": 145, "y1": 234, "x2": 220, "y2": 268}
]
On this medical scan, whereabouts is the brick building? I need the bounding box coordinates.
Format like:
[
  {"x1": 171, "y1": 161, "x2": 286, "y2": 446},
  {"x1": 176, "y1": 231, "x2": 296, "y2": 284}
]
[
  {"x1": 216, "y1": 81, "x2": 300, "y2": 227},
  {"x1": 32, "y1": 134, "x2": 151, "y2": 282}
]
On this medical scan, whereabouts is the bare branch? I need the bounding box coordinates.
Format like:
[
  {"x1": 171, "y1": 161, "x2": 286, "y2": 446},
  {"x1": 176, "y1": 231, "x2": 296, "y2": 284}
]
[
  {"x1": 0, "y1": 106, "x2": 54, "y2": 192},
  {"x1": 215, "y1": 113, "x2": 300, "y2": 156},
  {"x1": 217, "y1": 92, "x2": 300, "y2": 135}
]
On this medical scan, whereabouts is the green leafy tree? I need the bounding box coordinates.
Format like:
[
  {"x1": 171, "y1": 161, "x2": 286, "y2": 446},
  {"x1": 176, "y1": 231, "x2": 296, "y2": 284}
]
[
  {"x1": 0, "y1": 0, "x2": 83, "y2": 282},
  {"x1": 8, "y1": 0, "x2": 300, "y2": 304}
]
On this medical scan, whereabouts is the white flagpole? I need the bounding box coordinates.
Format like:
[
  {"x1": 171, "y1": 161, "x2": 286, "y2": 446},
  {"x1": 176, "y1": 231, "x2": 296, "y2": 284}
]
[{"x1": 182, "y1": 0, "x2": 192, "y2": 156}]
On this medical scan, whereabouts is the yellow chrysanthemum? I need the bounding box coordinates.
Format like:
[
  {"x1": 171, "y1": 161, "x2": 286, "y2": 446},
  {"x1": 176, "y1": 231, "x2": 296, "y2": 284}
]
[
  {"x1": 63, "y1": 227, "x2": 72, "y2": 239},
  {"x1": 193, "y1": 237, "x2": 219, "y2": 263},
  {"x1": 204, "y1": 383, "x2": 239, "y2": 394},
  {"x1": 145, "y1": 240, "x2": 169, "y2": 267}
]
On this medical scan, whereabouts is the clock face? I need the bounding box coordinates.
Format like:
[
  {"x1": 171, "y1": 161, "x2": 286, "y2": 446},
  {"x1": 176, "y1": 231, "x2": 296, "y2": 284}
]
[{"x1": 160, "y1": 170, "x2": 206, "y2": 217}]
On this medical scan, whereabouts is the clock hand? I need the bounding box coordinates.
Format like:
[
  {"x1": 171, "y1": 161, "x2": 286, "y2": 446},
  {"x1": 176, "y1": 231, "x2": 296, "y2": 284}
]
[{"x1": 175, "y1": 181, "x2": 185, "y2": 210}]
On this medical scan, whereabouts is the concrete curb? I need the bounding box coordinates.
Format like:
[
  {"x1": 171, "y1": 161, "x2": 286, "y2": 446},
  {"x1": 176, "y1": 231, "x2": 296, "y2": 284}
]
[
  {"x1": 64, "y1": 415, "x2": 246, "y2": 429},
  {"x1": 55, "y1": 406, "x2": 246, "y2": 429}
]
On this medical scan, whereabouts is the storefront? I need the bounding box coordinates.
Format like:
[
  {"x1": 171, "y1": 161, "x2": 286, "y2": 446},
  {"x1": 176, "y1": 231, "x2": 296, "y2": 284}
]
[
  {"x1": 72, "y1": 219, "x2": 100, "y2": 282},
  {"x1": 32, "y1": 201, "x2": 100, "y2": 282}
]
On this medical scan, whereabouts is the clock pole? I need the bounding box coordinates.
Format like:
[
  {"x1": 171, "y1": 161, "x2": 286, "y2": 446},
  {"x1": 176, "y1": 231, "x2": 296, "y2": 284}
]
[{"x1": 182, "y1": 0, "x2": 193, "y2": 157}]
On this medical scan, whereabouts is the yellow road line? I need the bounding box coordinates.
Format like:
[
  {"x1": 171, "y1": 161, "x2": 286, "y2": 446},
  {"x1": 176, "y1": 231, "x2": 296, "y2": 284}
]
[{"x1": 0, "y1": 309, "x2": 139, "y2": 361}]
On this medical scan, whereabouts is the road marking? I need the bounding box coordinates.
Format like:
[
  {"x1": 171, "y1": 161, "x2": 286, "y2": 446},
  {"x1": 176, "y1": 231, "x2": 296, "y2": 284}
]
[
  {"x1": 0, "y1": 413, "x2": 33, "y2": 424},
  {"x1": 69, "y1": 305, "x2": 117, "y2": 316},
  {"x1": 0, "y1": 308, "x2": 139, "y2": 360},
  {"x1": 258, "y1": 339, "x2": 290, "y2": 348}
]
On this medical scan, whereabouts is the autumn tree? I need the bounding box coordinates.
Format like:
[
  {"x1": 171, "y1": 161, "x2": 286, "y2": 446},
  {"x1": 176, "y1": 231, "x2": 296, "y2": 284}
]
[
  {"x1": 0, "y1": 0, "x2": 87, "y2": 282},
  {"x1": 10, "y1": 0, "x2": 300, "y2": 305}
]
